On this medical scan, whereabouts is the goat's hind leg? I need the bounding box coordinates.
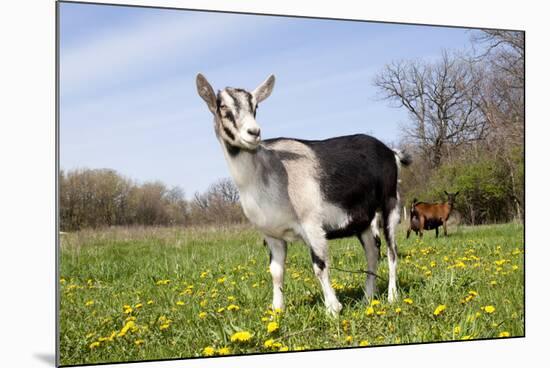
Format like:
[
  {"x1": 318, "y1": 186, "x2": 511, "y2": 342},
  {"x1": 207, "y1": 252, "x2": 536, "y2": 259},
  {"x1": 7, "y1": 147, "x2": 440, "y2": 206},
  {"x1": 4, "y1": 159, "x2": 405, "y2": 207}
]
[
  {"x1": 265, "y1": 236, "x2": 287, "y2": 311},
  {"x1": 383, "y1": 198, "x2": 401, "y2": 303},
  {"x1": 359, "y1": 226, "x2": 380, "y2": 300},
  {"x1": 301, "y1": 223, "x2": 342, "y2": 316}
]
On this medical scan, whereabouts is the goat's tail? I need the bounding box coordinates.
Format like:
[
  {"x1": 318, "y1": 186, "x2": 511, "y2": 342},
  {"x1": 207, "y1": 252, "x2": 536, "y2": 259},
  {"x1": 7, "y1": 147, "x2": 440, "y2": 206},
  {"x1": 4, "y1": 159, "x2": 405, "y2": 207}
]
[
  {"x1": 393, "y1": 149, "x2": 412, "y2": 187},
  {"x1": 393, "y1": 149, "x2": 412, "y2": 167}
]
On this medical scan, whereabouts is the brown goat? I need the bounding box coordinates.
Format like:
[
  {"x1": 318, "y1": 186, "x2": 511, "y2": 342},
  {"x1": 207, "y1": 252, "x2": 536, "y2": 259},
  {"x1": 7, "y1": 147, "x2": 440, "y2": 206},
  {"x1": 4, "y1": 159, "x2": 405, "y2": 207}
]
[{"x1": 406, "y1": 191, "x2": 459, "y2": 238}]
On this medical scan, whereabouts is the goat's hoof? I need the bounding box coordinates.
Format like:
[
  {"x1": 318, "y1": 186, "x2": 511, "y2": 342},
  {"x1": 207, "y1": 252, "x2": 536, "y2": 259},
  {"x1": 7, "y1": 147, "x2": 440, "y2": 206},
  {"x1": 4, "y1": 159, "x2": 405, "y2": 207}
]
[{"x1": 326, "y1": 301, "x2": 343, "y2": 316}]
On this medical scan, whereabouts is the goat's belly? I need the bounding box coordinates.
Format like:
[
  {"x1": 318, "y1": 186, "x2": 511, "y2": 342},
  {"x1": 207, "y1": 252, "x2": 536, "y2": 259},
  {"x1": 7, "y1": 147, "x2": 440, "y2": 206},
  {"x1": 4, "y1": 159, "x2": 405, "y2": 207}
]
[{"x1": 240, "y1": 195, "x2": 300, "y2": 241}]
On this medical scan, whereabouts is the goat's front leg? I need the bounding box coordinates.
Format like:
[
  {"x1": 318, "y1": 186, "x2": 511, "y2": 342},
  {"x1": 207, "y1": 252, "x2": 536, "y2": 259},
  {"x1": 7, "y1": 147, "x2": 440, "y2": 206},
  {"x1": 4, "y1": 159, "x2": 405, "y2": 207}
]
[
  {"x1": 301, "y1": 223, "x2": 342, "y2": 316},
  {"x1": 265, "y1": 236, "x2": 287, "y2": 311},
  {"x1": 443, "y1": 221, "x2": 448, "y2": 236}
]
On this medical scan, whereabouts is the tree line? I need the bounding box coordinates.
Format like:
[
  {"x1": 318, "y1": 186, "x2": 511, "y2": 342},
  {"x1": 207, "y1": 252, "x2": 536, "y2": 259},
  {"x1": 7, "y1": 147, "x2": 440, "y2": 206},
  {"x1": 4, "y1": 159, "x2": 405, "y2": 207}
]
[
  {"x1": 59, "y1": 169, "x2": 245, "y2": 231},
  {"x1": 375, "y1": 30, "x2": 524, "y2": 224}
]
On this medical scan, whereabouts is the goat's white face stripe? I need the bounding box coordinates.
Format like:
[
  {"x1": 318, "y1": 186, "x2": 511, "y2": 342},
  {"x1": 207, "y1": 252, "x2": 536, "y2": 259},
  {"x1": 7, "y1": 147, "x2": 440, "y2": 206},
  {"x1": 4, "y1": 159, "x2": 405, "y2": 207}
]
[{"x1": 217, "y1": 88, "x2": 261, "y2": 150}]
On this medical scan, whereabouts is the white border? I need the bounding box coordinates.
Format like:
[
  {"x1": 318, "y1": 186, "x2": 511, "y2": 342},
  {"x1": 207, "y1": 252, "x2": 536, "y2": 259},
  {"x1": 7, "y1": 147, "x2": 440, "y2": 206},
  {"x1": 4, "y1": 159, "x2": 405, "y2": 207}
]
[{"x1": 1, "y1": 1, "x2": 547, "y2": 367}]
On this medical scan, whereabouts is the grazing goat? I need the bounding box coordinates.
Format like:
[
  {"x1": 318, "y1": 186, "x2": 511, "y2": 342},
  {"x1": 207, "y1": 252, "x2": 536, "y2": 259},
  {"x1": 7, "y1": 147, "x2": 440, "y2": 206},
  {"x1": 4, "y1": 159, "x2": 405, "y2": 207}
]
[
  {"x1": 406, "y1": 191, "x2": 459, "y2": 239},
  {"x1": 196, "y1": 74, "x2": 411, "y2": 315}
]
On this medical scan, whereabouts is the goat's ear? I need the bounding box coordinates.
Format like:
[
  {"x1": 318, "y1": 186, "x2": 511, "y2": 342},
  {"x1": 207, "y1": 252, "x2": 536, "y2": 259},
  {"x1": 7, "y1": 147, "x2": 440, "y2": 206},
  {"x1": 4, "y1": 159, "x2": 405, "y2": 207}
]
[
  {"x1": 196, "y1": 73, "x2": 217, "y2": 114},
  {"x1": 252, "y1": 74, "x2": 275, "y2": 104},
  {"x1": 455, "y1": 191, "x2": 460, "y2": 196},
  {"x1": 444, "y1": 190, "x2": 449, "y2": 196}
]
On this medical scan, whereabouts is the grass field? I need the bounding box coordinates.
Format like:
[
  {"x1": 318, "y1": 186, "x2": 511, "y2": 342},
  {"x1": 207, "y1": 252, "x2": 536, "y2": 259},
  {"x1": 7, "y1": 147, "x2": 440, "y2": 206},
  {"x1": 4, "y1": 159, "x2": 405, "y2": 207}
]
[{"x1": 59, "y1": 222, "x2": 524, "y2": 366}]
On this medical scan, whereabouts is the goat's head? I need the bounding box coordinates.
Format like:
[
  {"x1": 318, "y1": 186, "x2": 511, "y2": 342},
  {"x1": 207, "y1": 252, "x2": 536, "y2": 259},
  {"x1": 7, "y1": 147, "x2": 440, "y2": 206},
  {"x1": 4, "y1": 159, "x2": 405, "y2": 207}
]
[
  {"x1": 196, "y1": 74, "x2": 275, "y2": 151},
  {"x1": 444, "y1": 190, "x2": 460, "y2": 205}
]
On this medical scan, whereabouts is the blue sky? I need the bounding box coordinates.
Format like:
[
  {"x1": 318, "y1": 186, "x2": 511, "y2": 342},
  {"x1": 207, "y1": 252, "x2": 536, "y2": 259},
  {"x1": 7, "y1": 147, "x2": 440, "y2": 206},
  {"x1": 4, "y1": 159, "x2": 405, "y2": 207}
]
[{"x1": 59, "y1": 2, "x2": 475, "y2": 196}]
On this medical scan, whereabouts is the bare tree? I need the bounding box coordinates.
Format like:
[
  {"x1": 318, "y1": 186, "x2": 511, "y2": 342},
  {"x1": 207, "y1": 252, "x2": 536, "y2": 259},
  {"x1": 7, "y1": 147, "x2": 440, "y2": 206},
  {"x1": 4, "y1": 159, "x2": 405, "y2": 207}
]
[
  {"x1": 470, "y1": 30, "x2": 525, "y2": 219},
  {"x1": 189, "y1": 178, "x2": 244, "y2": 225},
  {"x1": 374, "y1": 51, "x2": 487, "y2": 167},
  {"x1": 209, "y1": 178, "x2": 240, "y2": 203}
]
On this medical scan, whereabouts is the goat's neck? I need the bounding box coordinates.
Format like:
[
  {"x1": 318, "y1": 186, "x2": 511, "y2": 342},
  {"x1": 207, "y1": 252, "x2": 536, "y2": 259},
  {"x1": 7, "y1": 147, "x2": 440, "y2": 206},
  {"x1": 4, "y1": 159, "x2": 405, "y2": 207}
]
[{"x1": 219, "y1": 140, "x2": 272, "y2": 191}]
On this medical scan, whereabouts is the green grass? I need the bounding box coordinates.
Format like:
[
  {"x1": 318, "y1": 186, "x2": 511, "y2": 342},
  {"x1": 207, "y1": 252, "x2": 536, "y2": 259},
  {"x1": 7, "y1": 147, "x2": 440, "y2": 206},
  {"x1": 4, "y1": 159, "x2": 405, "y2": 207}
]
[{"x1": 59, "y1": 223, "x2": 524, "y2": 366}]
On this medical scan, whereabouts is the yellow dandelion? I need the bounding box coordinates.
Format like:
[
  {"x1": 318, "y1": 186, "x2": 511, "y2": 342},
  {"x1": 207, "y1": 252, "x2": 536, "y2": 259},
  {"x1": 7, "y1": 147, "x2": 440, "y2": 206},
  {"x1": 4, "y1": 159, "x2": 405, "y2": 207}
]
[
  {"x1": 199, "y1": 311, "x2": 208, "y2": 319},
  {"x1": 218, "y1": 347, "x2": 231, "y2": 355},
  {"x1": 345, "y1": 335, "x2": 353, "y2": 343},
  {"x1": 370, "y1": 299, "x2": 381, "y2": 307},
  {"x1": 117, "y1": 320, "x2": 135, "y2": 338},
  {"x1": 461, "y1": 335, "x2": 473, "y2": 340},
  {"x1": 264, "y1": 339, "x2": 275, "y2": 348},
  {"x1": 227, "y1": 296, "x2": 236, "y2": 302},
  {"x1": 89, "y1": 341, "x2": 100, "y2": 349},
  {"x1": 217, "y1": 277, "x2": 226, "y2": 284},
  {"x1": 403, "y1": 298, "x2": 413, "y2": 305},
  {"x1": 227, "y1": 304, "x2": 240, "y2": 311},
  {"x1": 134, "y1": 339, "x2": 144, "y2": 346},
  {"x1": 359, "y1": 340, "x2": 370, "y2": 347},
  {"x1": 159, "y1": 323, "x2": 170, "y2": 331},
  {"x1": 482, "y1": 305, "x2": 496, "y2": 314},
  {"x1": 85, "y1": 300, "x2": 94, "y2": 307},
  {"x1": 342, "y1": 319, "x2": 350, "y2": 331},
  {"x1": 156, "y1": 279, "x2": 170, "y2": 285},
  {"x1": 499, "y1": 331, "x2": 511, "y2": 338},
  {"x1": 454, "y1": 326, "x2": 461, "y2": 334},
  {"x1": 454, "y1": 261, "x2": 466, "y2": 269},
  {"x1": 433, "y1": 304, "x2": 447, "y2": 316},
  {"x1": 147, "y1": 300, "x2": 154, "y2": 305},
  {"x1": 461, "y1": 295, "x2": 474, "y2": 304},
  {"x1": 176, "y1": 301, "x2": 185, "y2": 306},
  {"x1": 199, "y1": 300, "x2": 208, "y2": 308},
  {"x1": 279, "y1": 346, "x2": 289, "y2": 352},
  {"x1": 107, "y1": 331, "x2": 116, "y2": 341},
  {"x1": 203, "y1": 346, "x2": 215, "y2": 356},
  {"x1": 230, "y1": 331, "x2": 253, "y2": 343},
  {"x1": 395, "y1": 307, "x2": 402, "y2": 314},
  {"x1": 365, "y1": 307, "x2": 375, "y2": 316},
  {"x1": 158, "y1": 315, "x2": 169, "y2": 323},
  {"x1": 267, "y1": 321, "x2": 279, "y2": 333},
  {"x1": 217, "y1": 307, "x2": 225, "y2": 313},
  {"x1": 200, "y1": 271, "x2": 209, "y2": 278},
  {"x1": 135, "y1": 303, "x2": 143, "y2": 309}
]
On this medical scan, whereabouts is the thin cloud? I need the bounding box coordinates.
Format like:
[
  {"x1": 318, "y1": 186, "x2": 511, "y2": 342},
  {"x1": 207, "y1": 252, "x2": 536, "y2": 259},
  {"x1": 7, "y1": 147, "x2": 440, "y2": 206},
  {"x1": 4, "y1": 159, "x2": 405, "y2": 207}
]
[{"x1": 60, "y1": 11, "x2": 280, "y2": 98}]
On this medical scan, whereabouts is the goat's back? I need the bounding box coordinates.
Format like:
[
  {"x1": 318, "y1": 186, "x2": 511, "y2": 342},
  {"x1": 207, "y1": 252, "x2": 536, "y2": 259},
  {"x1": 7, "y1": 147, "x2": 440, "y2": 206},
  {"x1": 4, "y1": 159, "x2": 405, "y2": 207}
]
[{"x1": 264, "y1": 134, "x2": 399, "y2": 238}]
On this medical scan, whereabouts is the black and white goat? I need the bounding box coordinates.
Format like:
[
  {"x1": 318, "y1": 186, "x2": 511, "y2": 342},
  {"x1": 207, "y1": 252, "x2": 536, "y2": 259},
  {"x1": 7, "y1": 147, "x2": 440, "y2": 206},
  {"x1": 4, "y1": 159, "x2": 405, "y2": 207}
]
[{"x1": 196, "y1": 74, "x2": 411, "y2": 315}]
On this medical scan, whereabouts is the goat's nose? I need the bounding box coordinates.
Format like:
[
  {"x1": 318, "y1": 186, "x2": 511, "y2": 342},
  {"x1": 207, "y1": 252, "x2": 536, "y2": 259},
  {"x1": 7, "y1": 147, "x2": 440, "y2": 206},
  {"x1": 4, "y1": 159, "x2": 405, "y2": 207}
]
[{"x1": 247, "y1": 128, "x2": 261, "y2": 137}]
